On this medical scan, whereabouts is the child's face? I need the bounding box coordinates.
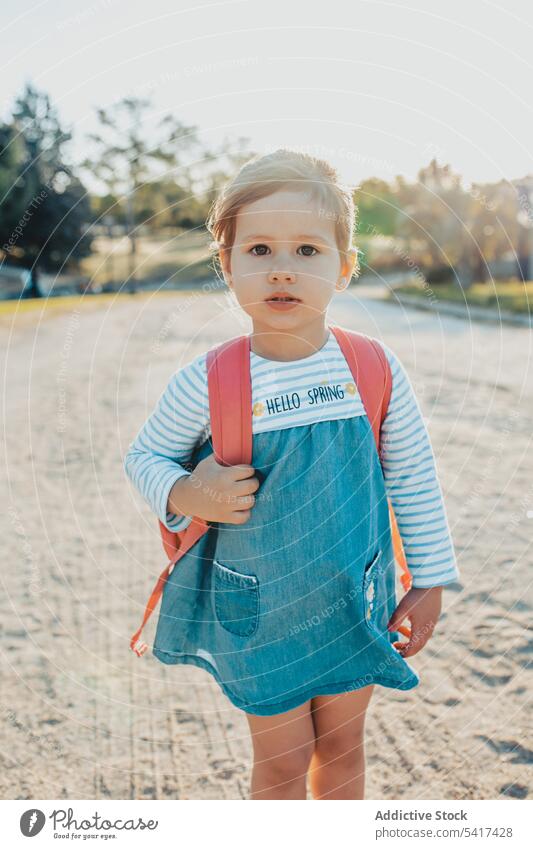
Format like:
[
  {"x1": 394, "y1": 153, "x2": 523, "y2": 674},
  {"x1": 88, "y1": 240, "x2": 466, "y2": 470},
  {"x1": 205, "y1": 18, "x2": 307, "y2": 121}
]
[{"x1": 220, "y1": 190, "x2": 357, "y2": 334}]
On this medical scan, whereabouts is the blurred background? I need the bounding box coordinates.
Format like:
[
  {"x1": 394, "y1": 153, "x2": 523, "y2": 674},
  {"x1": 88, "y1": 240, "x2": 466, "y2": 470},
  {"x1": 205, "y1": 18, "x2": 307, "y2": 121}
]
[{"x1": 1, "y1": 0, "x2": 532, "y2": 312}]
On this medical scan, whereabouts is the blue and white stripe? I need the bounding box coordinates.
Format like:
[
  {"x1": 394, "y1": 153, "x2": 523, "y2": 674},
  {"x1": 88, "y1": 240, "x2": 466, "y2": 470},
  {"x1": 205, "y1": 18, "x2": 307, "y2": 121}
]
[{"x1": 124, "y1": 331, "x2": 460, "y2": 588}]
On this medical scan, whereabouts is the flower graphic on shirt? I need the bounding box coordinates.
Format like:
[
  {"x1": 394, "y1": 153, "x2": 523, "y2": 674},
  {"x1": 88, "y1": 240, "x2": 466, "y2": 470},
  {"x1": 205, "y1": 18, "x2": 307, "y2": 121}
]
[
  {"x1": 345, "y1": 382, "x2": 356, "y2": 395},
  {"x1": 253, "y1": 402, "x2": 265, "y2": 417}
]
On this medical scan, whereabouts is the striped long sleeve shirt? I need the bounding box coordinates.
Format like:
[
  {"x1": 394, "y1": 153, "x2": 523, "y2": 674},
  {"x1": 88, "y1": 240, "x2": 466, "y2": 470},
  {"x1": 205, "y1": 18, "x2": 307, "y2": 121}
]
[{"x1": 123, "y1": 330, "x2": 460, "y2": 588}]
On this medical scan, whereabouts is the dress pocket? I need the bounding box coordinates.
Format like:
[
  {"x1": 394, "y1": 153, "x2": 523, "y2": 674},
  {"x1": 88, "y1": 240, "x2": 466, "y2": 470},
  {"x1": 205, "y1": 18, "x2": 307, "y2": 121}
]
[
  {"x1": 213, "y1": 559, "x2": 259, "y2": 637},
  {"x1": 362, "y1": 549, "x2": 385, "y2": 630}
]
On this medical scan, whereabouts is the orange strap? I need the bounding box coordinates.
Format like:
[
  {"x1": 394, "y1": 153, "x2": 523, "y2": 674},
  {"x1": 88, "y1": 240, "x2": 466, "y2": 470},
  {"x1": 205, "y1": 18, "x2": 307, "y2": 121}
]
[
  {"x1": 130, "y1": 517, "x2": 209, "y2": 656},
  {"x1": 208, "y1": 334, "x2": 253, "y2": 467}
]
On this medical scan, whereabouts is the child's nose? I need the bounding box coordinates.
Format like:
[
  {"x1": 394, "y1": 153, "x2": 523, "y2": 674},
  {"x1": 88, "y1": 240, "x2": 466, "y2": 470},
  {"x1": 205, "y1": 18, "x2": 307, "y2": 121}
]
[{"x1": 267, "y1": 270, "x2": 296, "y2": 283}]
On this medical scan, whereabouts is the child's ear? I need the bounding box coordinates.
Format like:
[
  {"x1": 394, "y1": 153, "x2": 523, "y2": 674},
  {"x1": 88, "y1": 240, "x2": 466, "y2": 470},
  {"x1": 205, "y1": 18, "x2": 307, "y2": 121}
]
[
  {"x1": 219, "y1": 247, "x2": 233, "y2": 288},
  {"x1": 336, "y1": 247, "x2": 358, "y2": 290}
]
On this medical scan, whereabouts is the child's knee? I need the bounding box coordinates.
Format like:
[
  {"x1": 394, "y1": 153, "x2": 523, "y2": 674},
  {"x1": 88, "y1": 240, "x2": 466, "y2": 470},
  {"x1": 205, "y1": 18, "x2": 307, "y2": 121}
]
[
  {"x1": 254, "y1": 739, "x2": 315, "y2": 782},
  {"x1": 313, "y1": 728, "x2": 365, "y2": 765}
]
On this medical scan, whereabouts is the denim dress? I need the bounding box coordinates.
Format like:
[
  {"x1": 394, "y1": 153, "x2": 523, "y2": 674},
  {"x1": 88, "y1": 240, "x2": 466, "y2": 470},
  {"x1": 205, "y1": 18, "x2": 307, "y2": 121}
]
[{"x1": 152, "y1": 399, "x2": 420, "y2": 716}]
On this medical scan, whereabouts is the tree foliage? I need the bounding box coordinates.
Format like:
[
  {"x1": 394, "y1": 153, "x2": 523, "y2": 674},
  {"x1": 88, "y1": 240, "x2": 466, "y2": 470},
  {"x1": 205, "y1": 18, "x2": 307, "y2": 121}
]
[{"x1": 0, "y1": 83, "x2": 92, "y2": 275}]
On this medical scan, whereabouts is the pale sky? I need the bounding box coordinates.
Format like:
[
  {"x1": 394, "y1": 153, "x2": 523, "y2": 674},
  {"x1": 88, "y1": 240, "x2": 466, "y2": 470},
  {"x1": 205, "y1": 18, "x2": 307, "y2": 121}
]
[{"x1": 1, "y1": 0, "x2": 532, "y2": 189}]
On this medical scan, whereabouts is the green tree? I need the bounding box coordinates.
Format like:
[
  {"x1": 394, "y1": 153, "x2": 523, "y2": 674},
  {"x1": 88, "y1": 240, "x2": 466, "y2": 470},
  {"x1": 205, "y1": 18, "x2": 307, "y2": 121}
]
[
  {"x1": 356, "y1": 177, "x2": 399, "y2": 237},
  {"x1": 82, "y1": 97, "x2": 200, "y2": 291},
  {"x1": 395, "y1": 161, "x2": 530, "y2": 285},
  {"x1": 468, "y1": 179, "x2": 528, "y2": 282},
  {"x1": 0, "y1": 122, "x2": 36, "y2": 245},
  {"x1": 394, "y1": 160, "x2": 474, "y2": 286},
  {"x1": 0, "y1": 83, "x2": 92, "y2": 287}
]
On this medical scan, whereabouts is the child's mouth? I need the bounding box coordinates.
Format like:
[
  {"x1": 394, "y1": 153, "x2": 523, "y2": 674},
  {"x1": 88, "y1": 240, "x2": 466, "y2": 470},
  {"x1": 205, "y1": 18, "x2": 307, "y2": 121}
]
[{"x1": 265, "y1": 293, "x2": 302, "y2": 311}]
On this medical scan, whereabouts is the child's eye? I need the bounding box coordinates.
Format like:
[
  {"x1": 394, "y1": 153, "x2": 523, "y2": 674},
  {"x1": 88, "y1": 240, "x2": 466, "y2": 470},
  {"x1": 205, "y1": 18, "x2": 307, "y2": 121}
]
[{"x1": 249, "y1": 243, "x2": 319, "y2": 257}]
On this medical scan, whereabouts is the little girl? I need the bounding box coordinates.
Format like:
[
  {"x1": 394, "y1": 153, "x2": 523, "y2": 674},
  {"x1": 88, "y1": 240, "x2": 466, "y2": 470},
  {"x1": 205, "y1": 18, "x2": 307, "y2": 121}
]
[{"x1": 124, "y1": 149, "x2": 460, "y2": 800}]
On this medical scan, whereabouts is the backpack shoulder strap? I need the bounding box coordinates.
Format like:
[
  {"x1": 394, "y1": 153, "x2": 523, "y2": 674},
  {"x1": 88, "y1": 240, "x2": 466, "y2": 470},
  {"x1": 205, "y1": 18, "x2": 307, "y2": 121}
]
[
  {"x1": 159, "y1": 333, "x2": 253, "y2": 558},
  {"x1": 329, "y1": 324, "x2": 392, "y2": 451},
  {"x1": 206, "y1": 334, "x2": 253, "y2": 466},
  {"x1": 159, "y1": 334, "x2": 252, "y2": 560}
]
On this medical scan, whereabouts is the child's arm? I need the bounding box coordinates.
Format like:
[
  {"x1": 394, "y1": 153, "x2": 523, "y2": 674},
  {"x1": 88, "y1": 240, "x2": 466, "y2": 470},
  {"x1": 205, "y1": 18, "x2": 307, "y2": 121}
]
[
  {"x1": 123, "y1": 352, "x2": 210, "y2": 533},
  {"x1": 378, "y1": 343, "x2": 459, "y2": 656},
  {"x1": 379, "y1": 343, "x2": 459, "y2": 588}
]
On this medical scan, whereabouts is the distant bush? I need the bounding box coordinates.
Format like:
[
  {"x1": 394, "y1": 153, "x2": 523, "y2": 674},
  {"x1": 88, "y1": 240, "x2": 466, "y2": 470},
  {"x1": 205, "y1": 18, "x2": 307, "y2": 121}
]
[{"x1": 424, "y1": 265, "x2": 454, "y2": 284}]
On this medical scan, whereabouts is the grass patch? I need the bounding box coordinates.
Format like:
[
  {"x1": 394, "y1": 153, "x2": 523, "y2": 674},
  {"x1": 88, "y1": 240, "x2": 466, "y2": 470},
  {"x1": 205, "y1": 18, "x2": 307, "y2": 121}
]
[
  {"x1": 80, "y1": 229, "x2": 215, "y2": 288},
  {"x1": 0, "y1": 289, "x2": 207, "y2": 322},
  {"x1": 391, "y1": 279, "x2": 533, "y2": 315}
]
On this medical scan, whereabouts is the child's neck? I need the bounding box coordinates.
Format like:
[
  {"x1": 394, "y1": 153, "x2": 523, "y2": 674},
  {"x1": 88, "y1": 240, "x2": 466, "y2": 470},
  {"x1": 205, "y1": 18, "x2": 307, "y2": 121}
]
[{"x1": 249, "y1": 320, "x2": 330, "y2": 362}]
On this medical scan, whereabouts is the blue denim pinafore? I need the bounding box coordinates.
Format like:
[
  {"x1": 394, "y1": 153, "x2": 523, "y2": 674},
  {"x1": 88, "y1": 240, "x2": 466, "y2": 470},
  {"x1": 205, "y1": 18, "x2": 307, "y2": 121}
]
[{"x1": 152, "y1": 410, "x2": 420, "y2": 715}]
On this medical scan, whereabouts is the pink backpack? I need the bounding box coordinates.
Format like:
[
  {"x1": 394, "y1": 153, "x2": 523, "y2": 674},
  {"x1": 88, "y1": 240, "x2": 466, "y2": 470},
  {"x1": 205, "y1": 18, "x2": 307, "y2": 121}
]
[{"x1": 130, "y1": 324, "x2": 412, "y2": 656}]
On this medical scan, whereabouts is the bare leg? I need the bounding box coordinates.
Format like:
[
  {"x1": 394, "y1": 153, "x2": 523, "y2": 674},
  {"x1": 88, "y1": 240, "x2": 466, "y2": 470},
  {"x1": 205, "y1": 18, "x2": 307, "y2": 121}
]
[
  {"x1": 308, "y1": 686, "x2": 374, "y2": 800},
  {"x1": 245, "y1": 699, "x2": 315, "y2": 799}
]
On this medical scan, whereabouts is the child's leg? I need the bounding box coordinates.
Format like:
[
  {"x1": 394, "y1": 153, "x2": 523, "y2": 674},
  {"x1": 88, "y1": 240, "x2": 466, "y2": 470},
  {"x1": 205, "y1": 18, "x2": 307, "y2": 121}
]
[
  {"x1": 245, "y1": 699, "x2": 315, "y2": 799},
  {"x1": 308, "y1": 685, "x2": 375, "y2": 800}
]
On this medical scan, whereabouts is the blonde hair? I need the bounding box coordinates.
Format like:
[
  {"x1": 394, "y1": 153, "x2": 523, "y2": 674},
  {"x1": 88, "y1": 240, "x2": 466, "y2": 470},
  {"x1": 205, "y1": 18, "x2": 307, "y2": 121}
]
[{"x1": 206, "y1": 148, "x2": 359, "y2": 276}]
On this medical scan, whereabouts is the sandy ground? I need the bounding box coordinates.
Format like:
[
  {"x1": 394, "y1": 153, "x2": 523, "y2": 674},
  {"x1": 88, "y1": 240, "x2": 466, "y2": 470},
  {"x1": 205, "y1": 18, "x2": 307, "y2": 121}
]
[{"x1": 1, "y1": 285, "x2": 532, "y2": 800}]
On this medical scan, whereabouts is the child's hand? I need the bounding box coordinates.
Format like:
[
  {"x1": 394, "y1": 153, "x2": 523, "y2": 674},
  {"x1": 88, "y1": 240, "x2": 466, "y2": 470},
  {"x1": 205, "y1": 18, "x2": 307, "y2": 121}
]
[
  {"x1": 167, "y1": 454, "x2": 260, "y2": 524},
  {"x1": 386, "y1": 586, "x2": 443, "y2": 658}
]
